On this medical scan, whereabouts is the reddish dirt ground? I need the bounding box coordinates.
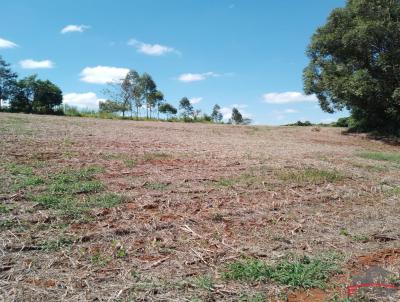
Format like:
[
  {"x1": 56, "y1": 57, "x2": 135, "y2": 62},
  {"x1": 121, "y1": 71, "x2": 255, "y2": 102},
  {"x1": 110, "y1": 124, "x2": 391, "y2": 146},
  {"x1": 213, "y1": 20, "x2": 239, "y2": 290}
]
[{"x1": 0, "y1": 113, "x2": 399, "y2": 301}]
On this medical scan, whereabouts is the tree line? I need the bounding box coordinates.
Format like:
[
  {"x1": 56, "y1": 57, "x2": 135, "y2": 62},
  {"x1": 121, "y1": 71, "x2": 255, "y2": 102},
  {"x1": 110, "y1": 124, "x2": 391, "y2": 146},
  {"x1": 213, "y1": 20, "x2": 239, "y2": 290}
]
[
  {"x1": 0, "y1": 57, "x2": 249, "y2": 124},
  {"x1": 98, "y1": 68, "x2": 249, "y2": 124}
]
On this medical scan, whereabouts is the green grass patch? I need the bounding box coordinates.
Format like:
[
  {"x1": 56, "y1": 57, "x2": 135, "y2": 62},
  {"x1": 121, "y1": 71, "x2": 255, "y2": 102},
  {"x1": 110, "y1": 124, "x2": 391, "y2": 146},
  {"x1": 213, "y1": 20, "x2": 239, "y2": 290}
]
[
  {"x1": 88, "y1": 193, "x2": 124, "y2": 208},
  {"x1": 278, "y1": 168, "x2": 343, "y2": 184},
  {"x1": 193, "y1": 275, "x2": 214, "y2": 291},
  {"x1": 357, "y1": 151, "x2": 400, "y2": 164},
  {"x1": 143, "y1": 152, "x2": 171, "y2": 161},
  {"x1": 223, "y1": 253, "x2": 342, "y2": 289},
  {"x1": 0, "y1": 204, "x2": 12, "y2": 213},
  {"x1": 239, "y1": 293, "x2": 266, "y2": 302}
]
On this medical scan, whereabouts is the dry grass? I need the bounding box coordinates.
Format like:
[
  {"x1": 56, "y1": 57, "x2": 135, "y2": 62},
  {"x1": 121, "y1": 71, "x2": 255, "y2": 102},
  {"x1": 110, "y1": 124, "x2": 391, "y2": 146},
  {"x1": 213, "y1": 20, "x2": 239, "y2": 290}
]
[{"x1": 1, "y1": 113, "x2": 400, "y2": 301}]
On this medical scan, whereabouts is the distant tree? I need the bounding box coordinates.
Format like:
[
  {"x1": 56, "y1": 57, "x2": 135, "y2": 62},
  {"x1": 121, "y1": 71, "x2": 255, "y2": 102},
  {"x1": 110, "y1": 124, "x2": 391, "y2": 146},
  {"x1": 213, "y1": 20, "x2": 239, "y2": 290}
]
[
  {"x1": 125, "y1": 70, "x2": 143, "y2": 119},
  {"x1": 32, "y1": 79, "x2": 63, "y2": 113},
  {"x1": 10, "y1": 75, "x2": 62, "y2": 114},
  {"x1": 103, "y1": 69, "x2": 140, "y2": 118},
  {"x1": 159, "y1": 103, "x2": 177, "y2": 119},
  {"x1": 148, "y1": 90, "x2": 164, "y2": 119},
  {"x1": 303, "y1": 0, "x2": 400, "y2": 134},
  {"x1": 141, "y1": 73, "x2": 157, "y2": 119},
  {"x1": 231, "y1": 107, "x2": 243, "y2": 125},
  {"x1": 211, "y1": 104, "x2": 223, "y2": 123},
  {"x1": 99, "y1": 100, "x2": 127, "y2": 113},
  {"x1": 193, "y1": 109, "x2": 202, "y2": 120},
  {"x1": 0, "y1": 56, "x2": 17, "y2": 111},
  {"x1": 179, "y1": 97, "x2": 194, "y2": 120}
]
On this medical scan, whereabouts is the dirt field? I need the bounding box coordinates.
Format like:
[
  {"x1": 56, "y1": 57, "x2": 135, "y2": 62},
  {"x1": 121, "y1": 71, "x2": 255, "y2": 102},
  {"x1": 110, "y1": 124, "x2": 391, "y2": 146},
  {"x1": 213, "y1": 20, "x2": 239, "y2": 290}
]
[{"x1": 1, "y1": 113, "x2": 399, "y2": 301}]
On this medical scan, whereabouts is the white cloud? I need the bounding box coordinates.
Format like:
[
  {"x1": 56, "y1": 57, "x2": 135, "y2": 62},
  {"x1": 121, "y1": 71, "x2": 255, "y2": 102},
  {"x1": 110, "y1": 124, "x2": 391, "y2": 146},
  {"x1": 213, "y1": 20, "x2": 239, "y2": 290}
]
[
  {"x1": 80, "y1": 66, "x2": 129, "y2": 84},
  {"x1": 220, "y1": 104, "x2": 251, "y2": 120},
  {"x1": 61, "y1": 24, "x2": 90, "y2": 34},
  {"x1": 262, "y1": 92, "x2": 318, "y2": 104},
  {"x1": 128, "y1": 39, "x2": 178, "y2": 56},
  {"x1": 283, "y1": 108, "x2": 298, "y2": 113},
  {"x1": 178, "y1": 72, "x2": 219, "y2": 83},
  {"x1": 0, "y1": 37, "x2": 18, "y2": 48},
  {"x1": 189, "y1": 97, "x2": 203, "y2": 104},
  {"x1": 63, "y1": 92, "x2": 105, "y2": 109},
  {"x1": 20, "y1": 59, "x2": 54, "y2": 69}
]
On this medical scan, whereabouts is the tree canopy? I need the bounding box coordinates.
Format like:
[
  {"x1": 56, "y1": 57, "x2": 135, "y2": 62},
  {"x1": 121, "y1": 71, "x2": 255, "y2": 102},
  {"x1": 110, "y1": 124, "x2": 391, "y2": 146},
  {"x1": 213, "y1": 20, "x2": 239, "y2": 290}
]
[
  {"x1": 211, "y1": 104, "x2": 223, "y2": 123},
  {"x1": 179, "y1": 97, "x2": 194, "y2": 119},
  {"x1": 0, "y1": 56, "x2": 17, "y2": 110},
  {"x1": 10, "y1": 75, "x2": 63, "y2": 114},
  {"x1": 303, "y1": 0, "x2": 400, "y2": 134},
  {"x1": 231, "y1": 107, "x2": 243, "y2": 125}
]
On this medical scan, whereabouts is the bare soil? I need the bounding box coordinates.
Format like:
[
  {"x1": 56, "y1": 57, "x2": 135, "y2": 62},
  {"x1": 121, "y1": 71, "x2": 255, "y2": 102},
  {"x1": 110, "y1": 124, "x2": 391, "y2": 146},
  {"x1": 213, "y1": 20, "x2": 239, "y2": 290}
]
[{"x1": 0, "y1": 113, "x2": 399, "y2": 301}]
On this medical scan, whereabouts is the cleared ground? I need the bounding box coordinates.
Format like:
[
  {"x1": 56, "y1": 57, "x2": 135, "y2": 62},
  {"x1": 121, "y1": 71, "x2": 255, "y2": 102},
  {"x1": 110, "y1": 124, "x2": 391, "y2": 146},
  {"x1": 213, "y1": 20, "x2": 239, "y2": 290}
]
[{"x1": 0, "y1": 113, "x2": 399, "y2": 301}]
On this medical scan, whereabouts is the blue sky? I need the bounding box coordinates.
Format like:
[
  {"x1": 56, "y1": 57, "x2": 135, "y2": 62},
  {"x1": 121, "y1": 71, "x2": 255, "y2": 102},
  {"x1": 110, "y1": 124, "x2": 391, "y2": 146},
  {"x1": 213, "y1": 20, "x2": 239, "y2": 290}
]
[{"x1": 1, "y1": 0, "x2": 348, "y2": 125}]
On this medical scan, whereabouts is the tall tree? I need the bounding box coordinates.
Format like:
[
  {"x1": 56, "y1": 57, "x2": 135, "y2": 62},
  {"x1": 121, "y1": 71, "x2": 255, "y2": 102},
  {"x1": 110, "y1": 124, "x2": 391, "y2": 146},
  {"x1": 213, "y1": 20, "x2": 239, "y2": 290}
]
[
  {"x1": 126, "y1": 70, "x2": 143, "y2": 119},
  {"x1": 231, "y1": 107, "x2": 243, "y2": 125},
  {"x1": 303, "y1": 0, "x2": 400, "y2": 134},
  {"x1": 179, "y1": 97, "x2": 194, "y2": 120},
  {"x1": 104, "y1": 70, "x2": 137, "y2": 118},
  {"x1": 159, "y1": 103, "x2": 177, "y2": 119},
  {"x1": 148, "y1": 90, "x2": 164, "y2": 119},
  {"x1": 0, "y1": 56, "x2": 17, "y2": 110},
  {"x1": 211, "y1": 104, "x2": 223, "y2": 123},
  {"x1": 140, "y1": 73, "x2": 157, "y2": 119}
]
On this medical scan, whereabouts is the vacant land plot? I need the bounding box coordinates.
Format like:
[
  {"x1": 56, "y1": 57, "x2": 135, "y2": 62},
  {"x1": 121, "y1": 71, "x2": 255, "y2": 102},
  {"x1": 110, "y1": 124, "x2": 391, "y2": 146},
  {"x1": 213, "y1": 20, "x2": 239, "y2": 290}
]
[{"x1": 1, "y1": 113, "x2": 399, "y2": 301}]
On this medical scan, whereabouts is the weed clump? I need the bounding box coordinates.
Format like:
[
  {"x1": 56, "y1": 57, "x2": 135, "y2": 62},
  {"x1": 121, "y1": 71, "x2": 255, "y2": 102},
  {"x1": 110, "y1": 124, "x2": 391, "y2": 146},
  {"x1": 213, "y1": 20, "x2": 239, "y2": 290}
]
[{"x1": 223, "y1": 253, "x2": 342, "y2": 289}]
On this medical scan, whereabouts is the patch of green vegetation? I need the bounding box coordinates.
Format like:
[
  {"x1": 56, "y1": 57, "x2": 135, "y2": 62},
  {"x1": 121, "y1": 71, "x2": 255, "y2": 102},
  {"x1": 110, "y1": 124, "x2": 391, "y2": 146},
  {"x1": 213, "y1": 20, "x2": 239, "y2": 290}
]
[
  {"x1": 357, "y1": 151, "x2": 400, "y2": 164},
  {"x1": 351, "y1": 234, "x2": 370, "y2": 243},
  {"x1": 49, "y1": 180, "x2": 103, "y2": 194},
  {"x1": 115, "y1": 248, "x2": 127, "y2": 258},
  {"x1": 239, "y1": 293, "x2": 266, "y2": 302},
  {"x1": 143, "y1": 152, "x2": 171, "y2": 161},
  {"x1": 327, "y1": 294, "x2": 369, "y2": 302},
  {"x1": 88, "y1": 193, "x2": 124, "y2": 208},
  {"x1": 0, "y1": 204, "x2": 12, "y2": 213},
  {"x1": 0, "y1": 219, "x2": 17, "y2": 230},
  {"x1": 123, "y1": 159, "x2": 137, "y2": 168},
  {"x1": 193, "y1": 276, "x2": 214, "y2": 291},
  {"x1": 391, "y1": 186, "x2": 400, "y2": 196},
  {"x1": 90, "y1": 252, "x2": 110, "y2": 267},
  {"x1": 340, "y1": 229, "x2": 370, "y2": 243},
  {"x1": 7, "y1": 163, "x2": 34, "y2": 176},
  {"x1": 223, "y1": 253, "x2": 342, "y2": 289},
  {"x1": 39, "y1": 237, "x2": 75, "y2": 251},
  {"x1": 278, "y1": 168, "x2": 343, "y2": 184},
  {"x1": 145, "y1": 182, "x2": 171, "y2": 190},
  {"x1": 13, "y1": 176, "x2": 45, "y2": 190},
  {"x1": 29, "y1": 166, "x2": 110, "y2": 220}
]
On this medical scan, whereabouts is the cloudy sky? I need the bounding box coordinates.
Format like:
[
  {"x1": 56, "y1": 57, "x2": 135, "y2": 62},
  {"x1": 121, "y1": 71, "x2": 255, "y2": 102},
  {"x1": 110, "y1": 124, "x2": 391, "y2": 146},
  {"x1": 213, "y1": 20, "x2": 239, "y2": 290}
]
[{"x1": 1, "y1": 0, "x2": 348, "y2": 125}]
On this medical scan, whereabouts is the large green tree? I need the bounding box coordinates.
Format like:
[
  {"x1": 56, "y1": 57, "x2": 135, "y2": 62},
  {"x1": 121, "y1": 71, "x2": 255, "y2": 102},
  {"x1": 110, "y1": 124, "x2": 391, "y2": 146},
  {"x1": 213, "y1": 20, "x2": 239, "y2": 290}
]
[
  {"x1": 10, "y1": 75, "x2": 62, "y2": 114},
  {"x1": 0, "y1": 56, "x2": 17, "y2": 110},
  {"x1": 303, "y1": 0, "x2": 400, "y2": 134}
]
